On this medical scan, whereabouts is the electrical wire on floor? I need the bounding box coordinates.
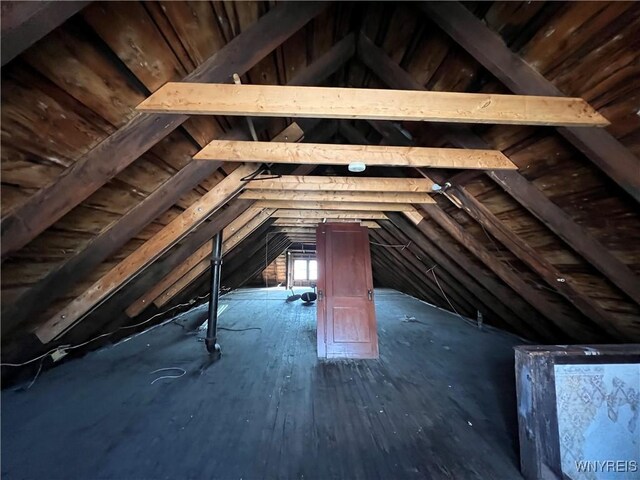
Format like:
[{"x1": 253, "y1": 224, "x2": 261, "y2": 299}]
[
  {"x1": 218, "y1": 327, "x2": 262, "y2": 332},
  {"x1": 1, "y1": 292, "x2": 212, "y2": 368},
  {"x1": 150, "y1": 367, "x2": 186, "y2": 385},
  {"x1": 13, "y1": 357, "x2": 45, "y2": 392},
  {"x1": 370, "y1": 220, "x2": 553, "y2": 330}
]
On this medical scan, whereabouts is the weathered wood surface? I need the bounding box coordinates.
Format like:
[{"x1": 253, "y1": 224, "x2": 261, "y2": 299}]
[
  {"x1": 445, "y1": 182, "x2": 628, "y2": 340},
  {"x1": 357, "y1": 32, "x2": 640, "y2": 334},
  {"x1": 1, "y1": 1, "x2": 329, "y2": 258},
  {"x1": 419, "y1": 204, "x2": 602, "y2": 343},
  {"x1": 2, "y1": 1, "x2": 638, "y2": 365},
  {"x1": 1, "y1": 1, "x2": 90, "y2": 66},
  {"x1": 77, "y1": 200, "x2": 255, "y2": 339},
  {"x1": 221, "y1": 209, "x2": 274, "y2": 254},
  {"x1": 2, "y1": 26, "x2": 350, "y2": 335},
  {"x1": 36, "y1": 164, "x2": 255, "y2": 342},
  {"x1": 153, "y1": 260, "x2": 210, "y2": 309},
  {"x1": 383, "y1": 214, "x2": 543, "y2": 340},
  {"x1": 371, "y1": 228, "x2": 473, "y2": 317},
  {"x1": 487, "y1": 170, "x2": 640, "y2": 306},
  {"x1": 358, "y1": 30, "x2": 640, "y2": 307},
  {"x1": 420, "y1": 1, "x2": 639, "y2": 203}
]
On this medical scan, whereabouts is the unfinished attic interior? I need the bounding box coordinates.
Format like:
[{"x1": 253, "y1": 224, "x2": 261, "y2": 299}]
[{"x1": 1, "y1": 1, "x2": 639, "y2": 478}]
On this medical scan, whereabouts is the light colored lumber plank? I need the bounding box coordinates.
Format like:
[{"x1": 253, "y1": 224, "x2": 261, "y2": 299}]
[
  {"x1": 270, "y1": 122, "x2": 305, "y2": 142},
  {"x1": 273, "y1": 219, "x2": 380, "y2": 228},
  {"x1": 36, "y1": 163, "x2": 255, "y2": 343},
  {"x1": 126, "y1": 207, "x2": 268, "y2": 318},
  {"x1": 404, "y1": 207, "x2": 425, "y2": 226},
  {"x1": 245, "y1": 175, "x2": 434, "y2": 192},
  {"x1": 154, "y1": 260, "x2": 210, "y2": 308},
  {"x1": 137, "y1": 83, "x2": 608, "y2": 127},
  {"x1": 195, "y1": 141, "x2": 516, "y2": 170},
  {"x1": 148, "y1": 209, "x2": 274, "y2": 311},
  {"x1": 274, "y1": 210, "x2": 387, "y2": 220},
  {"x1": 125, "y1": 243, "x2": 212, "y2": 318},
  {"x1": 221, "y1": 209, "x2": 274, "y2": 254},
  {"x1": 360, "y1": 221, "x2": 381, "y2": 229},
  {"x1": 221, "y1": 207, "x2": 263, "y2": 240},
  {"x1": 240, "y1": 189, "x2": 433, "y2": 203},
  {"x1": 254, "y1": 200, "x2": 413, "y2": 211}
]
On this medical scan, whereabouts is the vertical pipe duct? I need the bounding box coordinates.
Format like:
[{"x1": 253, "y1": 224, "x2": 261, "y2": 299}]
[{"x1": 205, "y1": 232, "x2": 223, "y2": 357}]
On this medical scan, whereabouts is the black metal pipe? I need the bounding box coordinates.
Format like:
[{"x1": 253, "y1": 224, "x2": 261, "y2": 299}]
[{"x1": 205, "y1": 232, "x2": 223, "y2": 355}]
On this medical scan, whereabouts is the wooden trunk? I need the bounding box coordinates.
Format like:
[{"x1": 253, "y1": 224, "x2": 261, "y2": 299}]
[{"x1": 316, "y1": 223, "x2": 378, "y2": 359}]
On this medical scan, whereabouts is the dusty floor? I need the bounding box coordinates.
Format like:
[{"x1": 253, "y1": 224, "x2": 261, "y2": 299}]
[{"x1": 2, "y1": 288, "x2": 527, "y2": 479}]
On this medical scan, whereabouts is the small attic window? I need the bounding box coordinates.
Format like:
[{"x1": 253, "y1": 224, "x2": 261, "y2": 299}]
[{"x1": 294, "y1": 259, "x2": 317, "y2": 281}]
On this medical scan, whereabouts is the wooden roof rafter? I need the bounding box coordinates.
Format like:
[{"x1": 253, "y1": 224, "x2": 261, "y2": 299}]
[
  {"x1": 1, "y1": 30, "x2": 354, "y2": 336},
  {"x1": 109, "y1": 164, "x2": 319, "y2": 331},
  {"x1": 354, "y1": 29, "x2": 640, "y2": 338},
  {"x1": 0, "y1": 1, "x2": 330, "y2": 259},
  {"x1": 371, "y1": 226, "x2": 476, "y2": 317},
  {"x1": 1, "y1": 1, "x2": 638, "y2": 372},
  {"x1": 427, "y1": 173, "x2": 629, "y2": 340},
  {"x1": 35, "y1": 163, "x2": 257, "y2": 342},
  {"x1": 36, "y1": 120, "x2": 310, "y2": 343},
  {"x1": 419, "y1": 1, "x2": 639, "y2": 203},
  {"x1": 0, "y1": 1, "x2": 90, "y2": 66},
  {"x1": 413, "y1": 204, "x2": 602, "y2": 343},
  {"x1": 125, "y1": 207, "x2": 273, "y2": 318},
  {"x1": 380, "y1": 214, "x2": 544, "y2": 340}
]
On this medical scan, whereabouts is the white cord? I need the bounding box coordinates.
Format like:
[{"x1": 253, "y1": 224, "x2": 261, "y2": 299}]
[
  {"x1": 24, "y1": 358, "x2": 44, "y2": 390},
  {"x1": 370, "y1": 240, "x2": 411, "y2": 250},
  {"x1": 1, "y1": 293, "x2": 211, "y2": 367},
  {"x1": 430, "y1": 267, "x2": 479, "y2": 328},
  {"x1": 371, "y1": 238, "x2": 476, "y2": 326},
  {"x1": 150, "y1": 367, "x2": 186, "y2": 385}
]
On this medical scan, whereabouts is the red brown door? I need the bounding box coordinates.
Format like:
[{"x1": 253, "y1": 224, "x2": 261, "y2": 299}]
[{"x1": 316, "y1": 223, "x2": 378, "y2": 359}]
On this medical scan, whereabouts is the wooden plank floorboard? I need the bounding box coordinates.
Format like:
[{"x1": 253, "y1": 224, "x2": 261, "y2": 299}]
[{"x1": 1, "y1": 288, "x2": 525, "y2": 479}]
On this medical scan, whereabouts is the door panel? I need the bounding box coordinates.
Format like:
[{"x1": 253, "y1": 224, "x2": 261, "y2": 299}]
[
  {"x1": 332, "y1": 306, "x2": 371, "y2": 343},
  {"x1": 317, "y1": 223, "x2": 378, "y2": 359}
]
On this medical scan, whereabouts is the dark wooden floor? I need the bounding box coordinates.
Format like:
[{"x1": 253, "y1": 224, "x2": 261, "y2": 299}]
[{"x1": 2, "y1": 288, "x2": 526, "y2": 479}]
